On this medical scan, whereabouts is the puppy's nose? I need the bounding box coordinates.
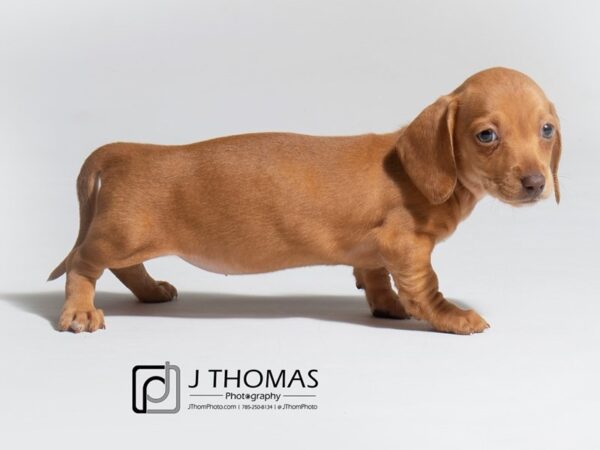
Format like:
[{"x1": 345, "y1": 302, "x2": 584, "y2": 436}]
[{"x1": 520, "y1": 173, "x2": 545, "y2": 197}]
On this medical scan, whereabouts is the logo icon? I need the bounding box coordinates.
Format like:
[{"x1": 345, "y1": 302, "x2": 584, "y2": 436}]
[{"x1": 132, "y1": 361, "x2": 181, "y2": 414}]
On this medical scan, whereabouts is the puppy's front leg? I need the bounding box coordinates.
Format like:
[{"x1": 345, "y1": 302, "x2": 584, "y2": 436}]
[
  {"x1": 353, "y1": 267, "x2": 409, "y2": 319},
  {"x1": 382, "y1": 234, "x2": 489, "y2": 334}
]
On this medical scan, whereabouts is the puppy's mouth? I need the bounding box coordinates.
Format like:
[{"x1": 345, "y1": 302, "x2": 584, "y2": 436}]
[
  {"x1": 484, "y1": 180, "x2": 547, "y2": 206},
  {"x1": 501, "y1": 196, "x2": 542, "y2": 206}
]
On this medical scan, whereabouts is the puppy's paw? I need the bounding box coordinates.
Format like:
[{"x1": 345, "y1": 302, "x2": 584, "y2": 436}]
[
  {"x1": 433, "y1": 309, "x2": 490, "y2": 335},
  {"x1": 58, "y1": 308, "x2": 105, "y2": 333},
  {"x1": 372, "y1": 308, "x2": 411, "y2": 320},
  {"x1": 157, "y1": 281, "x2": 178, "y2": 301},
  {"x1": 368, "y1": 292, "x2": 411, "y2": 320},
  {"x1": 138, "y1": 281, "x2": 178, "y2": 303}
]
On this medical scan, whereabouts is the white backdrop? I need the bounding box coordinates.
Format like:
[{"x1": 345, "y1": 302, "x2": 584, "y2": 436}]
[{"x1": 1, "y1": 1, "x2": 599, "y2": 449}]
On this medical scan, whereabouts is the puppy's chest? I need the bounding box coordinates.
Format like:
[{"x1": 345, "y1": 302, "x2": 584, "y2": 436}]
[
  {"x1": 421, "y1": 195, "x2": 478, "y2": 242},
  {"x1": 340, "y1": 239, "x2": 385, "y2": 268}
]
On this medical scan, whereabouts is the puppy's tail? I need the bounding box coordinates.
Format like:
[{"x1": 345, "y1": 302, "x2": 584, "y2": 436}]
[{"x1": 47, "y1": 153, "x2": 102, "y2": 281}]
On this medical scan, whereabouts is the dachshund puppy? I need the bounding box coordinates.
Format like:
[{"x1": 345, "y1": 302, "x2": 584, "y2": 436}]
[{"x1": 48, "y1": 67, "x2": 561, "y2": 334}]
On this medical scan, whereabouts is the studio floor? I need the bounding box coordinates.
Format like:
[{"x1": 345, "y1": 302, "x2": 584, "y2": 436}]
[{"x1": 1, "y1": 227, "x2": 598, "y2": 449}]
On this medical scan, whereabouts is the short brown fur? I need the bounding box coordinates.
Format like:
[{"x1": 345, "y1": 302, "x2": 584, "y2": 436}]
[{"x1": 49, "y1": 67, "x2": 561, "y2": 334}]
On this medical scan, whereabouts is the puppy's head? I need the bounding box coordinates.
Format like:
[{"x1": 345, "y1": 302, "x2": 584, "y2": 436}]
[{"x1": 397, "y1": 67, "x2": 561, "y2": 205}]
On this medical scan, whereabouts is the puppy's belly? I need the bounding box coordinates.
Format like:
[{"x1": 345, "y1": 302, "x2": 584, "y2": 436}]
[
  {"x1": 178, "y1": 252, "x2": 308, "y2": 275},
  {"x1": 179, "y1": 253, "x2": 249, "y2": 275},
  {"x1": 178, "y1": 242, "x2": 383, "y2": 275}
]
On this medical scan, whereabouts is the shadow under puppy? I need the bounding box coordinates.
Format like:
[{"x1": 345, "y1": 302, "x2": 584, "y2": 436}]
[{"x1": 48, "y1": 67, "x2": 561, "y2": 334}]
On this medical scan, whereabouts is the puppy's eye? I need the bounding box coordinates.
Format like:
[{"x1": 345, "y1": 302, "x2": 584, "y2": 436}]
[
  {"x1": 541, "y1": 123, "x2": 555, "y2": 139},
  {"x1": 476, "y1": 129, "x2": 498, "y2": 144}
]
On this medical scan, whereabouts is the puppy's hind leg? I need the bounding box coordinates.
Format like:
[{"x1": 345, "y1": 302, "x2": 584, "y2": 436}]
[
  {"x1": 58, "y1": 252, "x2": 105, "y2": 333},
  {"x1": 111, "y1": 264, "x2": 178, "y2": 303},
  {"x1": 353, "y1": 267, "x2": 410, "y2": 319}
]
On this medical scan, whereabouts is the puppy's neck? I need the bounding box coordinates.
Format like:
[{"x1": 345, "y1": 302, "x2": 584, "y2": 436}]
[
  {"x1": 452, "y1": 181, "x2": 482, "y2": 222},
  {"x1": 456, "y1": 172, "x2": 487, "y2": 201}
]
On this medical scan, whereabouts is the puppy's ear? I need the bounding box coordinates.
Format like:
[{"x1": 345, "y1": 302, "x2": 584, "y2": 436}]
[
  {"x1": 397, "y1": 95, "x2": 458, "y2": 204},
  {"x1": 549, "y1": 103, "x2": 562, "y2": 204}
]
